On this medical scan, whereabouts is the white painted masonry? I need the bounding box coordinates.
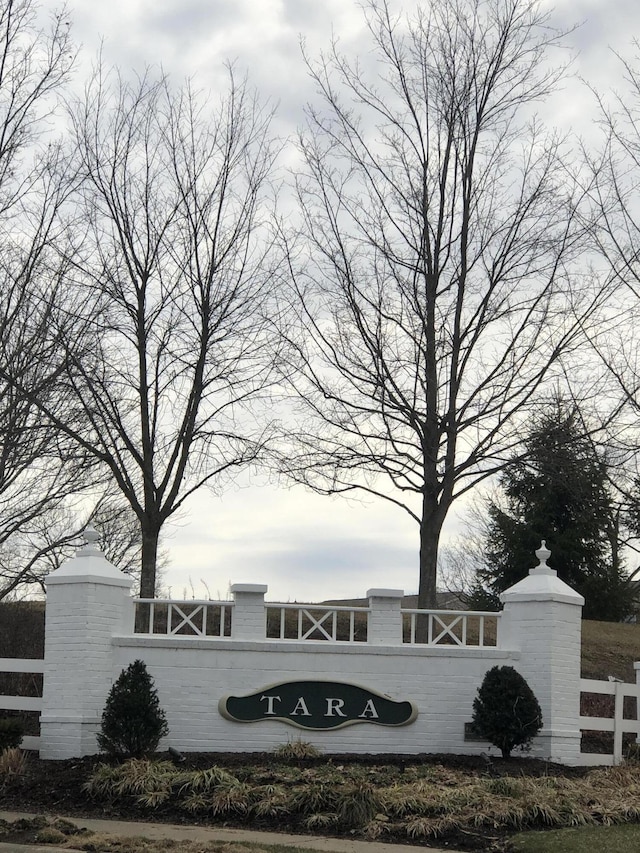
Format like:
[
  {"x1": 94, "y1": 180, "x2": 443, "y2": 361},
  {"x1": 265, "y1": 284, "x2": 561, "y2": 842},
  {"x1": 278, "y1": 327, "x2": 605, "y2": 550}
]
[
  {"x1": 40, "y1": 530, "x2": 134, "y2": 758},
  {"x1": 499, "y1": 542, "x2": 585, "y2": 764},
  {"x1": 39, "y1": 536, "x2": 585, "y2": 763}
]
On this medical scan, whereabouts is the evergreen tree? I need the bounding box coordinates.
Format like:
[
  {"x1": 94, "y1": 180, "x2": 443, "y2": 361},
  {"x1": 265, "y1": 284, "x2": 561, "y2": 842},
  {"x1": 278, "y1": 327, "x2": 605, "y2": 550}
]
[
  {"x1": 475, "y1": 406, "x2": 628, "y2": 620},
  {"x1": 97, "y1": 660, "x2": 169, "y2": 758},
  {"x1": 472, "y1": 666, "x2": 542, "y2": 758}
]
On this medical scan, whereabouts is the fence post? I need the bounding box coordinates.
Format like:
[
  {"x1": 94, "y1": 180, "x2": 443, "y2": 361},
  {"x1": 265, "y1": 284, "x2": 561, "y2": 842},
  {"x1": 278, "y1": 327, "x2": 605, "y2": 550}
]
[
  {"x1": 39, "y1": 529, "x2": 133, "y2": 759},
  {"x1": 614, "y1": 681, "x2": 626, "y2": 764},
  {"x1": 367, "y1": 589, "x2": 404, "y2": 645},
  {"x1": 635, "y1": 662, "x2": 640, "y2": 747},
  {"x1": 499, "y1": 542, "x2": 584, "y2": 765},
  {"x1": 230, "y1": 584, "x2": 268, "y2": 640}
]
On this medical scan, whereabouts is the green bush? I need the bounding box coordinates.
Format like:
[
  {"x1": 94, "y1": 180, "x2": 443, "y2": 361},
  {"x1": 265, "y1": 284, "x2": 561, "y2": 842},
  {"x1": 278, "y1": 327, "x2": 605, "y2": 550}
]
[
  {"x1": 97, "y1": 660, "x2": 169, "y2": 758},
  {"x1": 0, "y1": 717, "x2": 24, "y2": 750},
  {"x1": 472, "y1": 665, "x2": 542, "y2": 759}
]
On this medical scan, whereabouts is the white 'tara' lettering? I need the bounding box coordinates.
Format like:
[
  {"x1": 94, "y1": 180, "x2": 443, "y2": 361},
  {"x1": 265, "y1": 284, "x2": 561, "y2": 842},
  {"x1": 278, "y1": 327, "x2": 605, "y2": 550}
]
[
  {"x1": 358, "y1": 699, "x2": 379, "y2": 719},
  {"x1": 325, "y1": 697, "x2": 347, "y2": 716},
  {"x1": 260, "y1": 694, "x2": 281, "y2": 715},
  {"x1": 291, "y1": 696, "x2": 312, "y2": 715}
]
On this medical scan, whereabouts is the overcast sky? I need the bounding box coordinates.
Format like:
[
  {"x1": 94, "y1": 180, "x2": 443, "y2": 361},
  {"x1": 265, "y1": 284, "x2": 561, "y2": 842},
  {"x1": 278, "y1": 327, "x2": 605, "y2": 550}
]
[{"x1": 38, "y1": 0, "x2": 640, "y2": 603}]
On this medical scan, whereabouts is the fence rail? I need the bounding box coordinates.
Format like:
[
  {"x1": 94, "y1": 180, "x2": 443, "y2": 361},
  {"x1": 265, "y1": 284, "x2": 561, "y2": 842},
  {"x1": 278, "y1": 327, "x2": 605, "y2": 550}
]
[
  {"x1": 578, "y1": 677, "x2": 640, "y2": 766},
  {"x1": 266, "y1": 604, "x2": 369, "y2": 642},
  {"x1": 0, "y1": 657, "x2": 43, "y2": 750},
  {"x1": 0, "y1": 658, "x2": 44, "y2": 673},
  {"x1": 134, "y1": 599, "x2": 233, "y2": 637},
  {"x1": 130, "y1": 599, "x2": 502, "y2": 646},
  {"x1": 401, "y1": 609, "x2": 500, "y2": 647}
]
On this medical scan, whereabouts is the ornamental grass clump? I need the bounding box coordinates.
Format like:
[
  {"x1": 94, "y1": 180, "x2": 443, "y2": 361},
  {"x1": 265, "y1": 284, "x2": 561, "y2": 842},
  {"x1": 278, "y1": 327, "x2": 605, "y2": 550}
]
[
  {"x1": 80, "y1": 757, "x2": 640, "y2": 838},
  {"x1": 97, "y1": 660, "x2": 169, "y2": 759},
  {"x1": 0, "y1": 746, "x2": 27, "y2": 788},
  {"x1": 472, "y1": 665, "x2": 542, "y2": 759},
  {"x1": 273, "y1": 738, "x2": 321, "y2": 759}
]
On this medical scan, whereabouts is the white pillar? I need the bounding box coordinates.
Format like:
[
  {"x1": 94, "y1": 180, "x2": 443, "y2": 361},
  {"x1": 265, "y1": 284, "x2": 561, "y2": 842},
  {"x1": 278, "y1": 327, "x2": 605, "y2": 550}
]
[
  {"x1": 40, "y1": 529, "x2": 133, "y2": 759},
  {"x1": 499, "y1": 542, "x2": 584, "y2": 765},
  {"x1": 367, "y1": 588, "x2": 404, "y2": 645},
  {"x1": 230, "y1": 584, "x2": 267, "y2": 640}
]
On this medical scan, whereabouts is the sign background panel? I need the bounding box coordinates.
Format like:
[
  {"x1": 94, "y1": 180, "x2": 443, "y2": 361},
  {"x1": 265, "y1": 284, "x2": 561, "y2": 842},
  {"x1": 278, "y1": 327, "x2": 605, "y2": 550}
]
[{"x1": 219, "y1": 680, "x2": 418, "y2": 730}]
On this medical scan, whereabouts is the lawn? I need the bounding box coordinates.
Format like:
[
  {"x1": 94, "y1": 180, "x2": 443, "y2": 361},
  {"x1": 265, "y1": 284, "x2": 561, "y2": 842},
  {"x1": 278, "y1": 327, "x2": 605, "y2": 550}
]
[{"x1": 511, "y1": 824, "x2": 640, "y2": 852}]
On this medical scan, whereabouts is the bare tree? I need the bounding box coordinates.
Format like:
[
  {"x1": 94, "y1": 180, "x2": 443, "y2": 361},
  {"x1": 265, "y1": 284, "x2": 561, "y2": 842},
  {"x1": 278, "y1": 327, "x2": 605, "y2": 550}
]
[
  {"x1": 281, "y1": 0, "x2": 607, "y2": 609},
  {"x1": 580, "y1": 43, "x2": 640, "y2": 601},
  {"x1": 28, "y1": 65, "x2": 280, "y2": 598},
  {"x1": 0, "y1": 492, "x2": 146, "y2": 600},
  {"x1": 0, "y1": 0, "x2": 97, "y2": 599}
]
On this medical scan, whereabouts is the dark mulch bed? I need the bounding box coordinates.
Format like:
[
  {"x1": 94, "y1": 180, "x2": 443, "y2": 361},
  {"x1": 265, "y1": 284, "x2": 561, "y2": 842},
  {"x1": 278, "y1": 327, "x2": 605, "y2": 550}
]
[{"x1": 0, "y1": 751, "x2": 593, "y2": 851}]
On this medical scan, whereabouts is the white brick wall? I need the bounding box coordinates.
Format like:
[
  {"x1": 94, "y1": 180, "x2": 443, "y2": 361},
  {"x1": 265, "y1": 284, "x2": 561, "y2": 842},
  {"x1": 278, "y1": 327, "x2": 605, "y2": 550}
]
[{"x1": 111, "y1": 636, "x2": 517, "y2": 756}]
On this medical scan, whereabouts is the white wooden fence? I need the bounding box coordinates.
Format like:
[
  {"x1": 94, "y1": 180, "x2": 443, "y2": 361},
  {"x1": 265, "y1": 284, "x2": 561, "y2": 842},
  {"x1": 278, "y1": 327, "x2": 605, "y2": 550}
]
[
  {"x1": 132, "y1": 599, "x2": 500, "y2": 647},
  {"x1": 0, "y1": 657, "x2": 44, "y2": 750},
  {"x1": 577, "y1": 677, "x2": 640, "y2": 766}
]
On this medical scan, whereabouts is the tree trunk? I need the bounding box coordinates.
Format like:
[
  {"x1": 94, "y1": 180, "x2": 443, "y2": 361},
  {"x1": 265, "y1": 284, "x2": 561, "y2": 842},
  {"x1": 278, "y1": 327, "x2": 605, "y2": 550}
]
[
  {"x1": 418, "y1": 502, "x2": 447, "y2": 610},
  {"x1": 415, "y1": 499, "x2": 448, "y2": 643},
  {"x1": 139, "y1": 524, "x2": 160, "y2": 599}
]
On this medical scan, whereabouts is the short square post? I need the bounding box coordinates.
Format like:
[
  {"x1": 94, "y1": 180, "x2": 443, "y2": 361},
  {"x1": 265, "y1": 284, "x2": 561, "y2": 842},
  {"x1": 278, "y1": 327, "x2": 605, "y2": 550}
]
[
  {"x1": 230, "y1": 584, "x2": 268, "y2": 640},
  {"x1": 367, "y1": 588, "x2": 404, "y2": 645}
]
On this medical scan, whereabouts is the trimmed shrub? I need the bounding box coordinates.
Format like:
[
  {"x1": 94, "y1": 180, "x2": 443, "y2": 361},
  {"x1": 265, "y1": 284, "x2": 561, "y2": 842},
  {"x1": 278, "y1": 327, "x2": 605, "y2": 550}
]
[
  {"x1": 471, "y1": 665, "x2": 542, "y2": 759},
  {"x1": 97, "y1": 660, "x2": 169, "y2": 758},
  {"x1": 0, "y1": 717, "x2": 24, "y2": 751}
]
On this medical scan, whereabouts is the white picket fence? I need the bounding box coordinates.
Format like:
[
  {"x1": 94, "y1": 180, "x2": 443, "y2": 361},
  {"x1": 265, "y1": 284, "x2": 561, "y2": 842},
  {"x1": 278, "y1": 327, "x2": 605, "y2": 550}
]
[{"x1": 0, "y1": 657, "x2": 44, "y2": 750}]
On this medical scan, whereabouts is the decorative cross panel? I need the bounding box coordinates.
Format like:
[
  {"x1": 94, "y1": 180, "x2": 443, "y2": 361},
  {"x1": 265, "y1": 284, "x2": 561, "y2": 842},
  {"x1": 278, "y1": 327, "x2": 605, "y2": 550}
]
[
  {"x1": 169, "y1": 603, "x2": 206, "y2": 636},
  {"x1": 299, "y1": 608, "x2": 337, "y2": 641},
  {"x1": 430, "y1": 613, "x2": 465, "y2": 645}
]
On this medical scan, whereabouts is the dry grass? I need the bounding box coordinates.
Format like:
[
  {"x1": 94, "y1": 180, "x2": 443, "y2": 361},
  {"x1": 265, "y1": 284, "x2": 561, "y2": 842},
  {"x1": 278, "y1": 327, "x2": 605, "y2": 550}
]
[
  {"x1": 0, "y1": 747, "x2": 27, "y2": 785},
  {"x1": 82, "y1": 756, "x2": 640, "y2": 841},
  {"x1": 272, "y1": 740, "x2": 322, "y2": 760}
]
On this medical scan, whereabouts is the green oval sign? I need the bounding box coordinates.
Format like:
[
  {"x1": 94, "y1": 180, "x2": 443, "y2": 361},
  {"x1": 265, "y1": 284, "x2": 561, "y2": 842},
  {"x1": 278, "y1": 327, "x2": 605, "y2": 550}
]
[{"x1": 219, "y1": 680, "x2": 417, "y2": 730}]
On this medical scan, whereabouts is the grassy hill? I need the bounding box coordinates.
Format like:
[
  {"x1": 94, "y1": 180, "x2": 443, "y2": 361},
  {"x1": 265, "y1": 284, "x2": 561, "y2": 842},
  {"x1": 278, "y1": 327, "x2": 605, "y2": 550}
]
[{"x1": 580, "y1": 619, "x2": 640, "y2": 682}]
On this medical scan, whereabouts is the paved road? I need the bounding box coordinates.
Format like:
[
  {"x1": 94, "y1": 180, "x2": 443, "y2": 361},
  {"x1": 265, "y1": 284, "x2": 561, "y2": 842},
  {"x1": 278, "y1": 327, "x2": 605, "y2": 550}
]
[{"x1": 0, "y1": 811, "x2": 463, "y2": 853}]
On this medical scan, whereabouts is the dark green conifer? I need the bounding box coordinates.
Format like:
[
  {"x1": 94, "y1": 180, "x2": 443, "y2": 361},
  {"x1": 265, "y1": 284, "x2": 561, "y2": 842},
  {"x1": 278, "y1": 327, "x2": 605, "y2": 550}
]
[
  {"x1": 472, "y1": 665, "x2": 542, "y2": 759},
  {"x1": 475, "y1": 404, "x2": 628, "y2": 620},
  {"x1": 97, "y1": 659, "x2": 168, "y2": 758}
]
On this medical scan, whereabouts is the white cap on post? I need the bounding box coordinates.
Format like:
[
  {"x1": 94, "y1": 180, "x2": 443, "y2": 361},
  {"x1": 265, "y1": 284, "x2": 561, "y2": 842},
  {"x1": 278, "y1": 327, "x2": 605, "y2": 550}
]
[
  {"x1": 500, "y1": 541, "x2": 584, "y2": 607},
  {"x1": 46, "y1": 527, "x2": 132, "y2": 588}
]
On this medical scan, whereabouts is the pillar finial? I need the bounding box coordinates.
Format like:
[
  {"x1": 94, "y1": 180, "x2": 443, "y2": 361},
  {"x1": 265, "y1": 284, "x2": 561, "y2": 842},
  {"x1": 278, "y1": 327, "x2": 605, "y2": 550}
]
[
  {"x1": 78, "y1": 525, "x2": 102, "y2": 556},
  {"x1": 535, "y1": 540, "x2": 551, "y2": 568}
]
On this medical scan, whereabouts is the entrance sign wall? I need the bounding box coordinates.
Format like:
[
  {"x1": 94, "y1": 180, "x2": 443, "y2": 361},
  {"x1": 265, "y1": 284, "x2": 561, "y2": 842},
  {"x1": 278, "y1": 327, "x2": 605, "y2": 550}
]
[{"x1": 39, "y1": 537, "x2": 585, "y2": 764}]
